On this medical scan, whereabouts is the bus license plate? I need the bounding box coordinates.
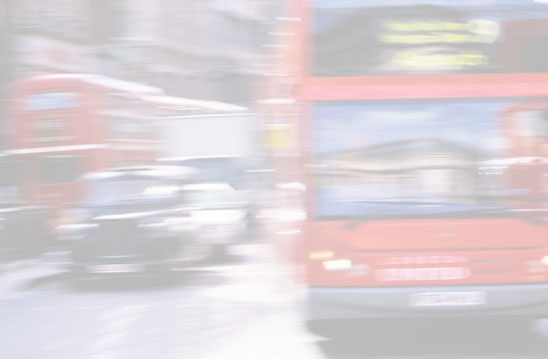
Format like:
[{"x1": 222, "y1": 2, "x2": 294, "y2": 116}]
[
  {"x1": 87, "y1": 264, "x2": 143, "y2": 274},
  {"x1": 410, "y1": 291, "x2": 486, "y2": 307}
]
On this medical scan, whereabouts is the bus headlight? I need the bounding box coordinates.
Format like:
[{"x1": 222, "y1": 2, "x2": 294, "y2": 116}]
[
  {"x1": 308, "y1": 250, "x2": 334, "y2": 260},
  {"x1": 323, "y1": 259, "x2": 352, "y2": 271}
]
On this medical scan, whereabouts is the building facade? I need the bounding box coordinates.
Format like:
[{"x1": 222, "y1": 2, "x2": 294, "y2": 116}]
[{"x1": 2, "y1": 0, "x2": 273, "y2": 105}]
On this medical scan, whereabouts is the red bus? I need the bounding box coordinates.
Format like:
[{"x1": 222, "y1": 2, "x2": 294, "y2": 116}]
[
  {"x1": 8, "y1": 74, "x2": 163, "y2": 208},
  {"x1": 274, "y1": 0, "x2": 548, "y2": 335}
]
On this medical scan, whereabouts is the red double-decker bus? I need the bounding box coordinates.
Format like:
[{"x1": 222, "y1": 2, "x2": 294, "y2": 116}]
[
  {"x1": 8, "y1": 74, "x2": 163, "y2": 208},
  {"x1": 273, "y1": 0, "x2": 548, "y2": 335}
]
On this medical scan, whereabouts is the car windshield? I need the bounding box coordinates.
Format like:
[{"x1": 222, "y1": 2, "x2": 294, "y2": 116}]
[{"x1": 87, "y1": 178, "x2": 180, "y2": 205}]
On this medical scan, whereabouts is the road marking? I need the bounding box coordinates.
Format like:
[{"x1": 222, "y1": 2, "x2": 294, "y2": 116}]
[{"x1": 28, "y1": 307, "x2": 53, "y2": 311}]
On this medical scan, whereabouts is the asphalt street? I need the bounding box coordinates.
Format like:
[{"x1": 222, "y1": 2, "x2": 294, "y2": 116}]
[{"x1": 2, "y1": 244, "x2": 548, "y2": 359}]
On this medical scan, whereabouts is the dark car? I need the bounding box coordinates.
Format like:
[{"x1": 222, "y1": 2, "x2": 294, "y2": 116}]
[{"x1": 56, "y1": 166, "x2": 207, "y2": 276}]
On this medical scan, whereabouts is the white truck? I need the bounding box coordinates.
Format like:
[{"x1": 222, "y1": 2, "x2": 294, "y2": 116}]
[
  {"x1": 157, "y1": 110, "x2": 268, "y2": 254},
  {"x1": 158, "y1": 111, "x2": 259, "y2": 160}
]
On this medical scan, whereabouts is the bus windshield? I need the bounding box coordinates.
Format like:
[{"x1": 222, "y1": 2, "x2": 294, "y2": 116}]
[{"x1": 314, "y1": 99, "x2": 547, "y2": 218}]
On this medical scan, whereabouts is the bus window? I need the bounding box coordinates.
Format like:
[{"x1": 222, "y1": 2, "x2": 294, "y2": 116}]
[
  {"x1": 25, "y1": 92, "x2": 80, "y2": 111},
  {"x1": 39, "y1": 155, "x2": 84, "y2": 184}
]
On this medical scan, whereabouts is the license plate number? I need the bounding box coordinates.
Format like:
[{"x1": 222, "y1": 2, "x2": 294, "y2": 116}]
[
  {"x1": 87, "y1": 264, "x2": 143, "y2": 274},
  {"x1": 410, "y1": 291, "x2": 486, "y2": 307}
]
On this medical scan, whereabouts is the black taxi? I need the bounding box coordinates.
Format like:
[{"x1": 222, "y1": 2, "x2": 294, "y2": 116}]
[{"x1": 56, "y1": 166, "x2": 207, "y2": 275}]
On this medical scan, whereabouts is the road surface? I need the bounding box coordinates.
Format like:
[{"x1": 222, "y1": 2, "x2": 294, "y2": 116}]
[{"x1": 2, "y1": 244, "x2": 548, "y2": 359}]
